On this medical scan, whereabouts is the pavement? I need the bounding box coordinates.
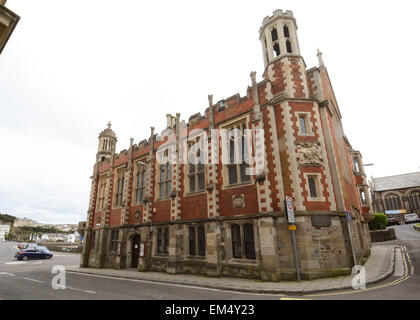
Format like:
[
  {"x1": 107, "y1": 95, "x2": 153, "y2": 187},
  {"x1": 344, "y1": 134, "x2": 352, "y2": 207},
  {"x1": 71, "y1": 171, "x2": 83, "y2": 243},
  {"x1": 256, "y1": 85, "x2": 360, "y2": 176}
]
[{"x1": 68, "y1": 244, "x2": 397, "y2": 295}]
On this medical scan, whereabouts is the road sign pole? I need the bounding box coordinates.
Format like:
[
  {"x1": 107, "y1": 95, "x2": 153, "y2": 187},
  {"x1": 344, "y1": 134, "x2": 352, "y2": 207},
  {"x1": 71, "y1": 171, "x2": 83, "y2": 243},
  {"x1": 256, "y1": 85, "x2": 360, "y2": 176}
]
[
  {"x1": 290, "y1": 228, "x2": 301, "y2": 282},
  {"x1": 345, "y1": 210, "x2": 358, "y2": 270}
]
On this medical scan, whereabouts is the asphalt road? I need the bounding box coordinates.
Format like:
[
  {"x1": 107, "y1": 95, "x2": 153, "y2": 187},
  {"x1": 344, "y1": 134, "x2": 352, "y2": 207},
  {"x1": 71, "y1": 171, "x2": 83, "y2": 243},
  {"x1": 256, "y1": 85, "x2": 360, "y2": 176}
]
[{"x1": 1, "y1": 224, "x2": 419, "y2": 300}]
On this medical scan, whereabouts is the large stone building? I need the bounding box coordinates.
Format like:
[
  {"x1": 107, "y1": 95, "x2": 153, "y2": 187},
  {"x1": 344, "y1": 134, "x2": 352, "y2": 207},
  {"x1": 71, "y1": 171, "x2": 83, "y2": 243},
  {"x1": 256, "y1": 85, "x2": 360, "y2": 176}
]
[
  {"x1": 81, "y1": 10, "x2": 372, "y2": 281},
  {"x1": 370, "y1": 172, "x2": 420, "y2": 215},
  {"x1": 0, "y1": 0, "x2": 19, "y2": 55}
]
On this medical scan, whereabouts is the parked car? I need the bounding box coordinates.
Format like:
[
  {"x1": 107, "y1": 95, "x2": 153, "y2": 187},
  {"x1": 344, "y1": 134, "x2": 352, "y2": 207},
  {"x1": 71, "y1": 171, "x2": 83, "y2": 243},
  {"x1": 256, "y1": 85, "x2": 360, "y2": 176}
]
[
  {"x1": 15, "y1": 247, "x2": 53, "y2": 261},
  {"x1": 387, "y1": 216, "x2": 400, "y2": 226},
  {"x1": 404, "y1": 213, "x2": 420, "y2": 224}
]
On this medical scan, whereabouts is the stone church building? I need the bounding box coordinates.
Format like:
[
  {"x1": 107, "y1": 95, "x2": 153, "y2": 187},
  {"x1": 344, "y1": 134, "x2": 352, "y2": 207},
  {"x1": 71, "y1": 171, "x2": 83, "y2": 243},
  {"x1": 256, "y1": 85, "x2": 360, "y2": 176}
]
[{"x1": 81, "y1": 10, "x2": 372, "y2": 281}]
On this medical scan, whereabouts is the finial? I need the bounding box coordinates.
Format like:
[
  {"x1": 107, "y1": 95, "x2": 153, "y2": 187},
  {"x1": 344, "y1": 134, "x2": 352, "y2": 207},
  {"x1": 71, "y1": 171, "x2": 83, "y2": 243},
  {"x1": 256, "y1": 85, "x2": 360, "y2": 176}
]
[
  {"x1": 250, "y1": 71, "x2": 257, "y2": 85},
  {"x1": 107, "y1": 121, "x2": 112, "y2": 129},
  {"x1": 317, "y1": 49, "x2": 325, "y2": 67},
  {"x1": 208, "y1": 94, "x2": 213, "y2": 106}
]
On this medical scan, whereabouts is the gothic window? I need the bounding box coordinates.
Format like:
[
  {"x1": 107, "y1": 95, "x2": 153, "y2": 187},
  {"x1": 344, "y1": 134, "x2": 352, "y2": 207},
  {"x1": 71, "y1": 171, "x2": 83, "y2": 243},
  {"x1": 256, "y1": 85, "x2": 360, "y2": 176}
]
[
  {"x1": 353, "y1": 157, "x2": 360, "y2": 173},
  {"x1": 188, "y1": 137, "x2": 205, "y2": 193},
  {"x1": 384, "y1": 194, "x2": 403, "y2": 210},
  {"x1": 286, "y1": 39, "x2": 292, "y2": 53},
  {"x1": 243, "y1": 224, "x2": 256, "y2": 259},
  {"x1": 188, "y1": 225, "x2": 206, "y2": 257},
  {"x1": 360, "y1": 189, "x2": 367, "y2": 206},
  {"x1": 231, "y1": 224, "x2": 242, "y2": 259},
  {"x1": 157, "y1": 227, "x2": 169, "y2": 255},
  {"x1": 135, "y1": 162, "x2": 146, "y2": 203},
  {"x1": 91, "y1": 231, "x2": 96, "y2": 251},
  {"x1": 157, "y1": 228, "x2": 163, "y2": 254},
  {"x1": 283, "y1": 25, "x2": 290, "y2": 38},
  {"x1": 298, "y1": 115, "x2": 308, "y2": 134},
  {"x1": 164, "y1": 227, "x2": 169, "y2": 254},
  {"x1": 271, "y1": 27, "x2": 278, "y2": 41},
  {"x1": 109, "y1": 230, "x2": 119, "y2": 252},
  {"x1": 408, "y1": 191, "x2": 420, "y2": 210},
  {"x1": 308, "y1": 176, "x2": 318, "y2": 198},
  {"x1": 198, "y1": 225, "x2": 206, "y2": 257},
  {"x1": 114, "y1": 168, "x2": 125, "y2": 207},
  {"x1": 158, "y1": 150, "x2": 172, "y2": 199},
  {"x1": 189, "y1": 226, "x2": 196, "y2": 256},
  {"x1": 96, "y1": 174, "x2": 107, "y2": 210},
  {"x1": 273, "y1": 42, "x2": 280, "y2": 57},
  {"x1": 225, "y1": 121, "x2": 251, "y2": 186}
]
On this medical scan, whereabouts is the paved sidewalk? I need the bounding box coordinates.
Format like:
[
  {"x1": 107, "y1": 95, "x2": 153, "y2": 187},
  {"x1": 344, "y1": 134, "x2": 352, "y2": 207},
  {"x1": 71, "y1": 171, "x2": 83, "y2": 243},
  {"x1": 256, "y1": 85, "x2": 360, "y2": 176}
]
[{"x1": 67, "y1": 245, "x2": 397, "y2": 295}]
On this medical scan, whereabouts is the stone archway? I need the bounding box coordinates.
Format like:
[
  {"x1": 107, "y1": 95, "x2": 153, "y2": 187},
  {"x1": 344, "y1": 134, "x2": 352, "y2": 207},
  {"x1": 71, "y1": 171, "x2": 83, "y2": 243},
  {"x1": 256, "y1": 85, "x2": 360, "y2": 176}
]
[{"x1": 126, "y1": 232, "x2": 141, "y2": 269}]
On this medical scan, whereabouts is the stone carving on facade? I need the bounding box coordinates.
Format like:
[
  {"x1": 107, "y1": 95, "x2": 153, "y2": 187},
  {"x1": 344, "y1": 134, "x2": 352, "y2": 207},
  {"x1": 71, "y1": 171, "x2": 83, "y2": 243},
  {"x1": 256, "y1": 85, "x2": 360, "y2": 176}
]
[
  {"x1": 296, "y1": 142, "x2": 323, "y2": 167},
  {"x1": 232, "y1": 195, "x2": 245, "y2": 208}
]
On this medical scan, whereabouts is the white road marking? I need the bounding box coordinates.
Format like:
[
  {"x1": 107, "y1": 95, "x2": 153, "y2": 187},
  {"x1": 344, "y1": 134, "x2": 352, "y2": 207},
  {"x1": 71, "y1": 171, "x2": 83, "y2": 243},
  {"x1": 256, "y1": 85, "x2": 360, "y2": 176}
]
[
  {"x1": 22, "y1": 277, "x2": 44, "y2": 284},
  {"x1": 0, "y1": 272, "x2": 15, "y2": 276},
  {"x1": 4, "y1": 261, "x2": 27, "y2": 265},
  {"x1": 55, "y1": 285, "x2": 96, "y2": 294}
]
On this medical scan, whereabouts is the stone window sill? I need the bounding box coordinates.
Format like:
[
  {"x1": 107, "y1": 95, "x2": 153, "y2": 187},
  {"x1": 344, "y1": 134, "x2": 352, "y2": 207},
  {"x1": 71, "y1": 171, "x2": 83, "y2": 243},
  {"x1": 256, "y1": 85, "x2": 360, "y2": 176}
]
[
  {"x1": 222, "y1": 181, "x2": 253, "y2": 190},
  {"x1": 226, "y1": 258, "x2": 259, "y2": 266},
  {"x1": 186, "y1": 255, "x2": 206, "y2": 260},
  {"x1": 184, "y1": 190, "x2": 207, "y2": 197}
]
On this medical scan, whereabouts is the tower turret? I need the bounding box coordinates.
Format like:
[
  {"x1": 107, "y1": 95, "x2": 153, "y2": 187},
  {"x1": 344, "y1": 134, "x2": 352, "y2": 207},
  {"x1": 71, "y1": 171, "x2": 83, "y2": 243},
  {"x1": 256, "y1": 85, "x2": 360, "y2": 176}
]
[
  {"x1": 97, "y1": 121, "x2": 117, "y2": 162},
  {"x1": 259, "y1": 9, "x2": 301, "y2": 68}
]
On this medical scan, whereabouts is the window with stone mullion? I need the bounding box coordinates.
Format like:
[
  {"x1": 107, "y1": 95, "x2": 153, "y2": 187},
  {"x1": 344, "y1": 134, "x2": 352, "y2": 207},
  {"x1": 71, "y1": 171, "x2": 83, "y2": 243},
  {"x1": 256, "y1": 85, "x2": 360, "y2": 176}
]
[
  {"x1": 227, "y1": 123, "x2": 250, "y2": 185},
  {"x1": 188, "y1": 141, "x2": 205, "y2": 193},
  {"x1": 135, "y1": 164, "x2": 146, "y2": 203}
]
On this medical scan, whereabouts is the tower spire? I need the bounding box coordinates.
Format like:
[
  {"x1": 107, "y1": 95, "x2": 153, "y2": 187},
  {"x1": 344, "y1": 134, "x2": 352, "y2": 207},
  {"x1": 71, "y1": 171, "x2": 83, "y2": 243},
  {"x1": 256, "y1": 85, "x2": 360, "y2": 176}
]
[{"x1": 317, "y1": 49, "x2": 325, "y2": 68}]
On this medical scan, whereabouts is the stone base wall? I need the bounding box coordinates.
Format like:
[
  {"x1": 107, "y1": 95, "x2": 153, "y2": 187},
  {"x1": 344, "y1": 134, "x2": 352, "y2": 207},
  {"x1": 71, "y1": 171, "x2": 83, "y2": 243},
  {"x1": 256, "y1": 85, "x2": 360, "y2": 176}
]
[{"x1": 80, "y1": 212, "x2": 371, "y2": 281}]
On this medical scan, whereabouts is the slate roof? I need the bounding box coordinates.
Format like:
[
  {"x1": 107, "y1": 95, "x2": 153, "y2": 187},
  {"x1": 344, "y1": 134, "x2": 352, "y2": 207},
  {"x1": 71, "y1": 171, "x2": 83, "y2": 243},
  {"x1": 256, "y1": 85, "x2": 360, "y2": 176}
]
[{"x1": 372, "y1": 172, "x2": 420, "y2": 192}]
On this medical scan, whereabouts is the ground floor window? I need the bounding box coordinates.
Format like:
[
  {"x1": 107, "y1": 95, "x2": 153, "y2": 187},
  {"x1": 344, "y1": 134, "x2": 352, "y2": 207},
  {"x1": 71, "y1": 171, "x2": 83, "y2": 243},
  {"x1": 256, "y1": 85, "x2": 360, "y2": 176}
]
[
  {"x1": 109, "y1": 229, "x2": 119, "y2": 252},
  {"x1": 231, "y1": 223, "x2": 256, "y2": 260},
  {"x1": 157, "y1": 227, "x2": 169, "y2": 255},
  {"x1": 91, "y1": 231, "x2": 96, "y2": 251},
  {"x1": 408, "y1": 192, "x2": 420, "y2": 210},
  {"x1": 188, "y1": 225, "x2": 206, "y2": 257},
  {"x1": 384, "y1": 194, "x2": 403, "y2": 211}
]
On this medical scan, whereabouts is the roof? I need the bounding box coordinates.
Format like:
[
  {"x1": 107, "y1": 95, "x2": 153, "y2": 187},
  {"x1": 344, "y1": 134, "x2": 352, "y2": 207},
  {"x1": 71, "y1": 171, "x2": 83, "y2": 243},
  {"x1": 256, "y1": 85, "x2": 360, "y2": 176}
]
[{"x1": 372, "y1": 172, "x2": 420, "y2": 192}]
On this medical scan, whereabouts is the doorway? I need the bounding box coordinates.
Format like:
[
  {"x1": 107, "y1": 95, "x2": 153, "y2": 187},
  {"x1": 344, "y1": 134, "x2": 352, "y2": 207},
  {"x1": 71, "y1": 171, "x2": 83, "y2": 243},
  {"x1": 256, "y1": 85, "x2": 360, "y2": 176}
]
[{"x1": 131, "y1": 234, "x2": 141, "y2": 268}]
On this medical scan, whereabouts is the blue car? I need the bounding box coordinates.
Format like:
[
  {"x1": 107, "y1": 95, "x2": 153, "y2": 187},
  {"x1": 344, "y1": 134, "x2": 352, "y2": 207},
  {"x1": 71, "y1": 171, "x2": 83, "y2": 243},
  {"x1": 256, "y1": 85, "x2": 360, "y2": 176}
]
[{"x1": 15, "y1": 247, "x2": 53, "y2": 260}]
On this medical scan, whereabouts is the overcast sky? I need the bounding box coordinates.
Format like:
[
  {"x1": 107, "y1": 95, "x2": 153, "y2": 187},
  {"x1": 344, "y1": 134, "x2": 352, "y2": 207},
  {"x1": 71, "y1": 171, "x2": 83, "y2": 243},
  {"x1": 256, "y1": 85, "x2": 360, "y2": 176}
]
[{"x1": 1, "y1": 0, "x2": 419, "y2": 224}]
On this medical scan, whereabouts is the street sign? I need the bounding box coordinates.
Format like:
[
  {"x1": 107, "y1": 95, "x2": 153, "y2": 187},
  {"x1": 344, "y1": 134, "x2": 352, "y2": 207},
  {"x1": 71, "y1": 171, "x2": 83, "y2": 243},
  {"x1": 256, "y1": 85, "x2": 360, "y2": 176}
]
[
  {"x1": 345, "y1": 211, "x2": 352, "y2": 221},
  {"x1": 285, "y1": 196, "x2": 295, "y2": 224},
  {"x1": 139, "y1": 243, "x2": 145, "y2": 258},
  {"x1": 288, "y1": 225, "x2": 296, "y2": 231}
]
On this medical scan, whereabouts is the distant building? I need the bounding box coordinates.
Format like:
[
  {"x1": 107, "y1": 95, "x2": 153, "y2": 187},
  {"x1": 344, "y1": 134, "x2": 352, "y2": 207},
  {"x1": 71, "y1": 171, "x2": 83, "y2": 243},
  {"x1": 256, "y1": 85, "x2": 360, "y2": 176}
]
[
  {"x1": 370, "y1": 172, "x2": 420, "y2": 215},
  {"x1": 14, "y1": 217, "x2": 40, "y2": 227},
  {"x1": 0, "y1": 224, "x2": 11, "y2": 240},
  {"x1": 0, "y1": 0, "x2": 20, "y2": 55}
]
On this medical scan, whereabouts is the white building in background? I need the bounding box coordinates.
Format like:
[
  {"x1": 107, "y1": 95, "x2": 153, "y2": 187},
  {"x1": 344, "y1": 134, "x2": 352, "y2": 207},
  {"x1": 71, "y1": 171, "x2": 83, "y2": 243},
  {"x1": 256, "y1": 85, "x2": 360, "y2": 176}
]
[
  {"x1": 64, "y1": 232, "x2": 80, "y2": 243},
  {"x1": 41, "y1": 234, "x2": 49, "y2": 241},
  {"x1": 0, "y1": 224, "x2": 11, "y2": 241}
]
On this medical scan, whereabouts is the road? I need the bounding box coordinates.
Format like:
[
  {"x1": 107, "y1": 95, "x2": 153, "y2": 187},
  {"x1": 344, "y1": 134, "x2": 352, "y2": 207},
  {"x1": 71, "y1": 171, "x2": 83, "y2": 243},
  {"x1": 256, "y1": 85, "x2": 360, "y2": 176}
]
[{"x1": 1, "y1": 225, "x2": 419, "y2": 300}]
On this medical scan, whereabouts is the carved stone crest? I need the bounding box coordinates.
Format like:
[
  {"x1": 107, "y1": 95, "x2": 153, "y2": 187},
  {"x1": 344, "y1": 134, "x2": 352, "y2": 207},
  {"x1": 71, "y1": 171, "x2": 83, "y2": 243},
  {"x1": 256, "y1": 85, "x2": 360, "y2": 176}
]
[
  {"x1": 232, "y1": 195, "x2": 245, "y2": 208},
  {"x1": 296, "y1": 142, "x2": 323, "y2": 167}
]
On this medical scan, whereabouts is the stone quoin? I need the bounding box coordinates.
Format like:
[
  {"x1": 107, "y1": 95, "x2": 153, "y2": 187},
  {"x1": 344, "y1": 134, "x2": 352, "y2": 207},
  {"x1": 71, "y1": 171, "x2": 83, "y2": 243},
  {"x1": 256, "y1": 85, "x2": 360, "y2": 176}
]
[{"x1": 80, "y1": 9, "x2": 373, "y2": 281}]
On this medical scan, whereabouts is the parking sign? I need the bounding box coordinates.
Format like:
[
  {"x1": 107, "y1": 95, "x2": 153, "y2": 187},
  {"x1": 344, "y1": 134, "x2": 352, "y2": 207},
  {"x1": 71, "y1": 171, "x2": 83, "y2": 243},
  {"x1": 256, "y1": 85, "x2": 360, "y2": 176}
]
[{"x1": 285, "y1": 196, "x2": 295, "y2": 224}]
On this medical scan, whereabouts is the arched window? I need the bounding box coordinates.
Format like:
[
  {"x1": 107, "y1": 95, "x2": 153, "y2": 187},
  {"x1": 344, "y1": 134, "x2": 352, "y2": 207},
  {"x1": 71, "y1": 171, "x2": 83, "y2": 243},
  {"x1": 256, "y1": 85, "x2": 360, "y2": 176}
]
[
  {"x1": 243, "y1": 224, "x2": 256, "y2": 259},
  {"x1": 384, "y1": 194, "x2": 403, "y2": 210},
  {"x1": 408, "y1": 191, "x2": 420, "y2": 210},
  {"x1": 286, "y1": 39, "x2": 292, "y2": 53},
  {"x1": 283, "y1": 25, "x2": 290, "y2": 38},
  {"x1": 271, "y1": 28, "x2": 278, "y2": 41},
  {"x1": 231, "y1": 224, "x2": 242, "y2": 258}
]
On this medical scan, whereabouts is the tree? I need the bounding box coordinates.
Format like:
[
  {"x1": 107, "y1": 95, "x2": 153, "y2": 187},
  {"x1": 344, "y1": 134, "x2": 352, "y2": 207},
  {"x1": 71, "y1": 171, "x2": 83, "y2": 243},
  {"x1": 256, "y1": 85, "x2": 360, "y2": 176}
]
[{"x1": 368, "y1": 213, "x2": 388, "y2": 230}]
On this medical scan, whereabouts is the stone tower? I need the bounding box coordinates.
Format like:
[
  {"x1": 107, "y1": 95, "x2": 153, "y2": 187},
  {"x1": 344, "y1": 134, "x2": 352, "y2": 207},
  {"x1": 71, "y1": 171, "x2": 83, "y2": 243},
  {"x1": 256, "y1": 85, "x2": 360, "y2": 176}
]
[
  {"x1": 259, "y1": 10, "x2": 308, "y2": 100},
  {"x1": 96, "y1": 121, "x2": 117, "y2": 162}
]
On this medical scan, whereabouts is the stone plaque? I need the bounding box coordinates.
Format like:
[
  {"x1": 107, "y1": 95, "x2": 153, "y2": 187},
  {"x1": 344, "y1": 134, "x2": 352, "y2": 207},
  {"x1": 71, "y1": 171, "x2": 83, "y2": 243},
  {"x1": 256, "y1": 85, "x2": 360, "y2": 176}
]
[
  {"x1": 311, "y1": 215, "x2": 331, "y2": 228},
  {"x1": 296, "y1": 142, "x2": 323, "y2": 167},
  {"x1": 232, "y1": 195, "x2": 245, "y2": 208}
]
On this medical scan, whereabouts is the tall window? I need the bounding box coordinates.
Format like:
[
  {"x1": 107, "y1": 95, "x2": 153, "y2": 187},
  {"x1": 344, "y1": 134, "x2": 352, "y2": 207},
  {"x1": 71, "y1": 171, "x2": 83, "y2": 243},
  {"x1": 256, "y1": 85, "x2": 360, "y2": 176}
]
[
  {"x1": 115, "y1": 168, "x2": 125, "y2": 207},
  {"x1": 188, "y1": 138, "x2": 205, "y2": 193},
  {"x1": 298, "y1": 115, "x2": 307, "y2": 134},
  {"x1": 109, "y1": 230, "x2": 119, "y2": 252},
  {"x1": 188, "y1": 225, "x2": 206, "y2": 257},
  {"x1": 384, "y1": 194, "x2": 403, "y2": 210},
  {"x1": 158, "y1": 150, "x2": 172, "y2": 199},
  {"x1": 271, "y1": 27, "x2": 278, "y2": 41},
  {"x1": 225, "y1": 122, "x2": 251, "y2": 186},
  {"x1": 96, "y1": 174, "x2": 106, "y2": 210},
  {"x1": 243, "y1": 224, "x2": 256, "y2": 259},
  {"x1": 135, "y1": 162, "x2": 146, "y2": 203},
  {"x1": 157, "y1": 227, "x2": 169, "y2": 255},
  {"x1": 91, "y1": 231, "x2": 96, "y2": 251},
  {"x1": 308, "y1": 176, "x2": 318, "y2": 198},
  {"x1": 360, "y1": 189, "x2": 367, "y2": 206},
  {"x1": 231, "y1": 224, "x2": 242, "y2": 258},
  {"x1": 286, "y1": 39, "x2": 292, "y2": 53},
  {"x1": 408, "y1": 192, "x2": 420, "y2": 210},
  {"x1": 283, "y1": 25, "x2": 290, "y2": 37},
  {"x1": 353, "y1": 157, "x2": 360, "y2": 173},
  {"x1": 231, "y1": 223, "x2": 256, "y2": 260}
]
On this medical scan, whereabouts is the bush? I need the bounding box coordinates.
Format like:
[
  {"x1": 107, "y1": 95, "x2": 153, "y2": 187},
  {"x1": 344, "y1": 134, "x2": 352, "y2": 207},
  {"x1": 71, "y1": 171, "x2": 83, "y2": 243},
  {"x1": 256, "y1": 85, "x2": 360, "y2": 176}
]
[{"x1": 369, "y1": 213, "x2": 388, "y2": 230}]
